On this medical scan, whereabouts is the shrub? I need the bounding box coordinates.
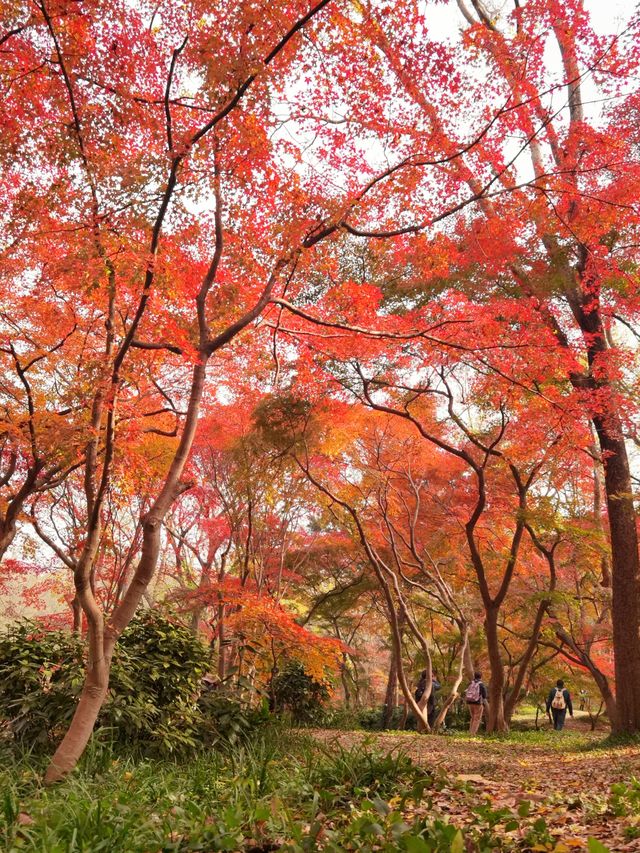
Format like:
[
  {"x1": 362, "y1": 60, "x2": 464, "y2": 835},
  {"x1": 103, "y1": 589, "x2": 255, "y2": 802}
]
[
  {"x1": 270, "y1": 660, "x2": 330, "y2": 723},
  {"x1": 0, "y1": 611, "x2": 211, "y2": 753},
  {"x1": 0, "y1": 622, "x2": 84, "y2": 745},
  {"x1": 107, "y1": 609, "x2": 211, "y2": 752},
  {"x1": 317, "y1": 706, "x2": 362, "y2": 730},
  {"x1": 198, "y1": 689, "x2": 271, "y2": 746},
  {"x1": 308, "y1": 740, "x2": 432, "y2": 804},
  {"x1": 438, "y1": 698, "x2": 469, "y2": 731},
  {"x1": 357, "y1": 705, "x2": 414, "y2": 731}
]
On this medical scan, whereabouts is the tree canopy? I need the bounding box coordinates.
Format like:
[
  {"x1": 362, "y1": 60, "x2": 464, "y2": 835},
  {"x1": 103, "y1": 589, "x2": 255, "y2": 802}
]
[{"x1": 1, "y1": 0, "x2": 640, "y2": 781}]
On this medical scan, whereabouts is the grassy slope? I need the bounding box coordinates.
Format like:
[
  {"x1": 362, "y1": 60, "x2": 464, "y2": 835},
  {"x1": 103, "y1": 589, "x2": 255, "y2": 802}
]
[{"x1": 2, "y1": 724, "x2": 639, "y2": 852}]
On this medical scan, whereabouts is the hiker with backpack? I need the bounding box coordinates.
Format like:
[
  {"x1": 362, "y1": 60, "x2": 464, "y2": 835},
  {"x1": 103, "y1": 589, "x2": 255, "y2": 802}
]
[
  {"x1": 546, "y1": 679, "x2": 574, "y2": 730},
  {"x1": 414, "y1": 669, "x2": 428, "y2": 705},
  {"x1": 465, "y1": 671, "x2": 488, "y2": 734}
]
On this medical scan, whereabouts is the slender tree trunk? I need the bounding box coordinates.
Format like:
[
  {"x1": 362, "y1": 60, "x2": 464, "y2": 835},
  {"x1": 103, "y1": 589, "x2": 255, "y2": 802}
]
[
  {"x1": 504, "y1": 601, "x2": 548, "y2": 723},
  {"x1": 485, "y1": 607, "x2": 506, "y2": 732},
  {"x1": 45, "y1": 359, "x2": 209, "y2": 783},
  {"x1": 553, "y1": 623, "x2": 618, "y2": 728},
  {"x1": 340, "y1": 653, "x2": 352, "y2": 708},
  {"x1": 462, "y1": 628, "x2": 474, "y2": 681},
  {"x1": 352, "y1": 661, "x2": 361, "y2": 709},
  {"x1": 298, "y1": 462, "x2": 431, "y2": 729},
  {"x1": 382, "y1": 643, "x2": 399, "y2": 728},
  {"x1": 382, "y1": 585, "x2": 430, "y2": 729},
  {"x1": 433, "y1": 625, "x2": 469, "y2": 731},
  {"x1": 217, "y1": 602, "x2": 226, "y2": 681},
  {"x1": 71, "y1": 596, "x2": 82, "y2": 634}
]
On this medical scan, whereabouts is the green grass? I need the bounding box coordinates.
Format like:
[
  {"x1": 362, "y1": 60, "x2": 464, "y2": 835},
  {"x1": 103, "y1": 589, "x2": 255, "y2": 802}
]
[
  {"x1": 367, "y1": 722, "x2": 606, "y2": 752},
  {"x1": 0, "y1": 731, "x2": 457, "y2": 852},
  {"x1": 447, "y1": 727, "x2": 603, "y2": 750},
  {"x1": 1, "y1": 727, "x2": 623, "y2": 852}
]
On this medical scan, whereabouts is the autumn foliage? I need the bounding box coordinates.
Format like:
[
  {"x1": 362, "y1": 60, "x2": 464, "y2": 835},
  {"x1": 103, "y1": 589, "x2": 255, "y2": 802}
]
[{"x1": 1, "y1": 0, "x2": 640, "y2": 777}]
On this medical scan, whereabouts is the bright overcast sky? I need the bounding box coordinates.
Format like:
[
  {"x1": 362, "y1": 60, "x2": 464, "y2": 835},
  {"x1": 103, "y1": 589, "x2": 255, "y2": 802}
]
[{"x1": 428, "y1": 0, "x2": 636, "y2": 39}]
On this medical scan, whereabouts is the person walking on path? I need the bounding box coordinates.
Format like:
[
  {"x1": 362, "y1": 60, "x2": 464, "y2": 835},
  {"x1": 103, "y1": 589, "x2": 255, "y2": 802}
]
[
  {"x1": 546, "y1": 679, "x2": 574, "y2": 730},
  {"x1": 427, "y1": 672, "x2": 441, "y2": 729},
  {"x1": 414, "y1": 670, "x2": 442, "y2": 729},
  {"x1": 465, "y1": 671, "x2": 488, "y2": 735}
]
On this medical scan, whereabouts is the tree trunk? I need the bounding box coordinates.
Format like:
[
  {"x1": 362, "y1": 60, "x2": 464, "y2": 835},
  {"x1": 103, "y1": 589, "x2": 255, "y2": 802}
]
[
  {"x1": 553, "y1": 623, "x2": 618, "y2": 728},
  {"x1": 45, "y1": 359, "x2": 209, "y2": 783},
  {"x1": 462, "y1": 628, "x2": 475, "y2": 681},
  {"x1": 484, "y1": 607, "x2": 507, "y2": 732},
  {"x1": 43, "y1": 678, "x2": 109, "y2": 780},
  {"x1": 71, "y1": 595, "x2": 82, "y2": 634},
  {"x1": 433, "y1": 624, "x2": 469, "y2": 731},
  {"x1": 591, "y1": 421, "x2": 640, "y2": 732},
  {"x1": 340, "y1": 653, "x2": 352, "y2": 708},
  {"x1": 504, "y1": 601, "x2": 548, "y2": 723},
  {"x1": 591, "y1": 439, "x2": 611, "y2": 588},
  {"x1": 217, "y1": 602, "x2": 227, "y2": 681},
  {"x1": 562, "y1": 277, "x2": 640, "y2": 733},
  {"x1": 382, "y1": 644, "x2": 399, "y2": 728},
  {"x1": 0, "y1": 524, "x2": 17, "y2": 562}
]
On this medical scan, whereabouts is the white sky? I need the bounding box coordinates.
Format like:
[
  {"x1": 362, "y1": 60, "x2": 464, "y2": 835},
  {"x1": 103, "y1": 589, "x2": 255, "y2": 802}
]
[{"x1": 426, "y1": 0, "x2": 636, "y2": 36}]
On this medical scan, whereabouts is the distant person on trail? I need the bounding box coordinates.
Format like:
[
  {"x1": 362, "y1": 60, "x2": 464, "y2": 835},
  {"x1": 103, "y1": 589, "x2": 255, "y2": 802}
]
[
  {"x1": 546, "y1": 679, "x2": 574, "y2": 730},
  {"x1": 465, "y1": 671, "x2": 488, "y2": 735},
  {"x1": 427, "y1": 672, "x2": 441, "y2": 728},
  {"x1": 414, "y1": 669, "x2": 428, "y2": 705},
  {"x1": 579, "y1": 689, "x2": 588, "y2": 711},
  {"x1": 414, "y1": 670, "x2": 442, "y2": 729}
]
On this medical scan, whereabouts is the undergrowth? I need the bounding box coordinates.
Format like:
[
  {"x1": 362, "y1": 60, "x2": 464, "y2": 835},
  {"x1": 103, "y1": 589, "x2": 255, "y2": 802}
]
[{"x1": 0, "y1": 728, "x2": 617, "y2": 852}]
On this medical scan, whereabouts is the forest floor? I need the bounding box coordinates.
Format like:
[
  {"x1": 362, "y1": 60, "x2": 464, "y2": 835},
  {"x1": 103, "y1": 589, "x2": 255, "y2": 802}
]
[
  {"x1": 2, "y1": 719, "x2": 639, "y2": 852},
  {"x1": 313, "y1": 718, "x2": 640, "y2": 851}
]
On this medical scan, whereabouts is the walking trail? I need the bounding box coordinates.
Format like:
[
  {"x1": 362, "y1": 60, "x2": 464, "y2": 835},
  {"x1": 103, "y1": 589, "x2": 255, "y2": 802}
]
[{"x1": 312, "y1": 722, "x2": 640, "y2": 851}]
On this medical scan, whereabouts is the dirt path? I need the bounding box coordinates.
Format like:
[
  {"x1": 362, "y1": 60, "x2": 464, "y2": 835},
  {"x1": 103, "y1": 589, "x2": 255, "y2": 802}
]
[{"x1": 311, "y1": 727, "x2": 640, "y2": 851}]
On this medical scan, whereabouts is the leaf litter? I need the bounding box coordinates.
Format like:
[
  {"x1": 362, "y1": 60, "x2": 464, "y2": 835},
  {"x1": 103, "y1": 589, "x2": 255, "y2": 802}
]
[{"x1": 311, "y1": 725, "x2": 640, "y2": 851}]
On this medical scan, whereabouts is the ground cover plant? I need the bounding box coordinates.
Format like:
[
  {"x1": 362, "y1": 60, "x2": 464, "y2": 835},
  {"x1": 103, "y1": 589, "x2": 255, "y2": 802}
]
[{"x1": 1, "y1": 727, "x2": 638, "y2": 852}]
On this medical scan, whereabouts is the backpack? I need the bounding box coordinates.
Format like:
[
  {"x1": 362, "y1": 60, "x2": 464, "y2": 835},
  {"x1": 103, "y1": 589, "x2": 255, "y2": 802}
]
[
  {"x1": 465, "y1": 680, "x2": 481, "y2": 703},
  {"x1": 551, "y1": 688, "x2": 566, "y2": 710}
]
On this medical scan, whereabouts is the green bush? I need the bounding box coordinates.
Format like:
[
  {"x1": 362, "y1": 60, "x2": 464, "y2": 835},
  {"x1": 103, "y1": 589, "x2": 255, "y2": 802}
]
[
  {"x1": 357, "y1": 707, "x2": 383, "y2": 730},
  {"x1": 198, "y1": 689, "x2": 271, "y2": 746},
  {"x1": 270, "y1": 661, "x2": 330, "y2": 724},
  {"x1": 0, "y1": 611, "x2": 211, "y2": 753},
  {"x1": 316, "y1": 705, "x2": 362, "y2": 730},
  {"x1": 438, "y1": 698, "x2": 469, "y2": 731},
  {"x1": 0, "y1": 623, "x2": 85, "y2": 745},
  {"x1": 107, "y1": 609, "x2": 211, "y2": 752},
  {"x1": 357, "y1": 705, "x2": 415, "y2": 731}
]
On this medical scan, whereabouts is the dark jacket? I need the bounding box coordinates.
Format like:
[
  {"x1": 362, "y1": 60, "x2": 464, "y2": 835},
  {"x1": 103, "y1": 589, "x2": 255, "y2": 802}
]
[
  {"x1": 427, "y1": 678, "x2": 441, "y2": 710},
  {"x1": 415, "y1": 676, "x2": 441, "y2": 707},
  {"x1": 546, "y1": 687, "x2": 573, "y2": 715}
]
